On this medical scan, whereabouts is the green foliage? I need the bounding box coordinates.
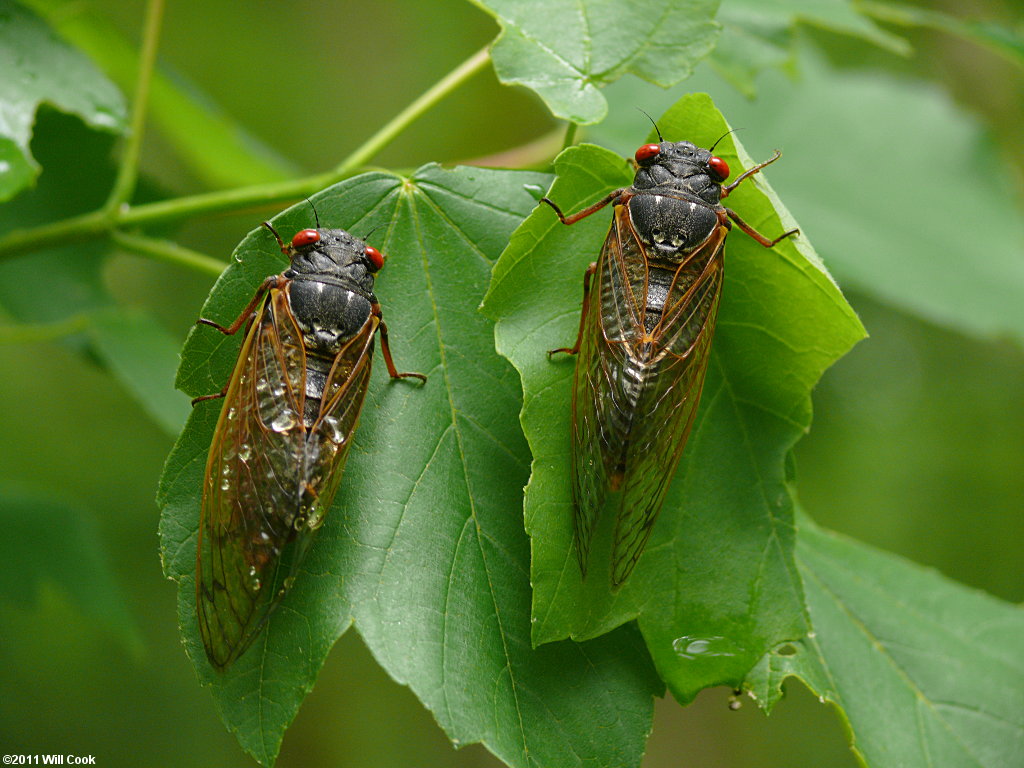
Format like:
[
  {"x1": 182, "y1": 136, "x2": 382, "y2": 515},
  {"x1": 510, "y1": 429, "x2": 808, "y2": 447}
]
[
  {"x1": 89, "y1": 306, "x2": 191, "y2": 435},
  {"x1": 859, "y1": 0, "x2": 1024, "y2": 68},
  {"x1": 22, "y1": 0, "x2": 297, "y2": 187},
  {"x1": 711, "y1": 0, "x2": 910, "y2": 95},
  {"x1": 0, "y1": 0, "x2": 126, "y2": 200},
  {"x1": 689, "y1": 49, "x2": 1024, "y2": 342},
  {"x1": 0, "y1": 491, "x2": 141, "y2": 649},
  {"x1": 748, "y1": 515, "x2": 1024, "y2": 768},
  {"x1": 472, "y1": 0, "x2": 722, "y2": 124},
  {"x1": 2, "y1": 0, "x2": 1023, "y2": 767}
]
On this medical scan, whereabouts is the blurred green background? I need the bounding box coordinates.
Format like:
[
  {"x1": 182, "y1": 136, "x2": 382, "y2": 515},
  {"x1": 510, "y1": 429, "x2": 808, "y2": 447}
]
[{"x1": 1, "y1": 0, "x2": 1021, "y2": 766}]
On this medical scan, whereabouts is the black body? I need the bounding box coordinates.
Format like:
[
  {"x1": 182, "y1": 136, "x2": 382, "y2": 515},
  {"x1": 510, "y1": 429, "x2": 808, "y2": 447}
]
[
  {"x1": 629, "y1": 140, "x2": 726, "y2": 260},
  {"x1": 283, "y1": 229, "x2": 379, "y2": 427}
]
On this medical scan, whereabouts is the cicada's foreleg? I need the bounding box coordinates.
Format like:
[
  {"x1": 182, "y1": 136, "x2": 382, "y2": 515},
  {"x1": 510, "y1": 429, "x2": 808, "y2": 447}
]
[
  {"x1": 197, "y1": 275, "x2": 281, "y2": 335},
  {"x1": 542, "y1": 189, "x2": 625, "y2": 225},
  {"x1": 721, "y1": 150, "x2": 782, "y2": 198},
  {"x1": 549, "y1": 262, "x2": 597, "y2": 358},
  {"x1": 719, "y1": 149, "x2": 797, "y2": 246},
  {"x1": 191, "y1": 275, "x2": 282, "y2": 406}
]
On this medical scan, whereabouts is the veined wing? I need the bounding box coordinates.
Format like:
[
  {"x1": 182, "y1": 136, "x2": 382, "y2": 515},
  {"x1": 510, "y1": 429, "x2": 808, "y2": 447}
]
[
  {"x1": 569, "y1": 205, "x2": 649, "y2": 576},
  {"x1": 303, "y1": 314, "x2": 377, "y2": 531},
  {"x1": 609, "y1": 223, "x2": 727, "y2": 587},
  {"x1": 197, "y1": 284, "x2": 370, "y2": 668},
  {"x1": 197, "y1": 287, "x2": 307, "y2": 668}
]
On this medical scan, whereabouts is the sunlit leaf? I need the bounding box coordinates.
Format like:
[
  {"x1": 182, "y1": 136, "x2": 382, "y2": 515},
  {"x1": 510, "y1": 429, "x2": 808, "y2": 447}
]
[{"x1": 470, "y1": 0, "x2": 721, "y2": 124}]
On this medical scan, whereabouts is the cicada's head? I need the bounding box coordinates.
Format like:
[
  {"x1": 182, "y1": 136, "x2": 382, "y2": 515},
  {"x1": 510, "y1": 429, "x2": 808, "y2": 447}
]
[
  {"x1": 281, "y1": 228, "x2": 385, "y2": 291},
  {"x1": 631, "y1": 140, "x2": 730, "y2": 206}
]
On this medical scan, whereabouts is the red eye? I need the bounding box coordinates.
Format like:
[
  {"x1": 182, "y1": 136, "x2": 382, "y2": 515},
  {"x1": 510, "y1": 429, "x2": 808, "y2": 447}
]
[
  {"x1": 634, "y1": 143, "x2": 661, "y2": 164},
  {"x1": 708, "y1": 156, "x2": 730, "y2": 181},
  {"x1": 365, "y1": 245, "x2": 384, "y2": 271},
  {"x1": 291, "y1": 229, "x2": 321, "y2": 248}
]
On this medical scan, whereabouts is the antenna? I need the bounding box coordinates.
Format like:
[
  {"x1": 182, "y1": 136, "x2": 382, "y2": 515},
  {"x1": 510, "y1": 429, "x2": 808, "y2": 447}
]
[
  {"x1": 305, "y1": 198, "x2": 321, "y2": 228},
  {"x1": 635, "y1": 107, "x2": 664, "y2": 142},
  {"x1": 709, "y1": 128, "x2": 740, "y2": 153}
]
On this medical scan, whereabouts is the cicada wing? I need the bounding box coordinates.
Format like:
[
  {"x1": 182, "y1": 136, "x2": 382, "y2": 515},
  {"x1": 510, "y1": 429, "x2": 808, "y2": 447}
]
[
  {"x1": 305, "y1": 315, "x2": 377, "y2": 527},
  {"x1": 609, "y1": 224, "x2": 727, "y2": 587},
  {"x1": 569, "y1": 259, "x2": 609, "y2": 574},
  {"x1": 197, "y1": 287, "x2": 322, "y2": 669},
  {"x1": 602, "y1": 205, "x2": 648, "y2": 344},
  {"x1": 570, "y1": 208, "x2": 649, "y2": 575}
]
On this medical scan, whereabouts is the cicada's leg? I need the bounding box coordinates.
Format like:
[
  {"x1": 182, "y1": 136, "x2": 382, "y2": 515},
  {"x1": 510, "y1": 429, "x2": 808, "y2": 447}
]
[
  {"x1": 549, "y1": 262, "x2": 598, "y2": 358},
  {"x1": 725, "y1": 208, "x2": 798, "y2": 248},
  {"x1": 191, "y1": 275, "x2": 281, "y2": 405},
  {"x1": 719, "y1": 150, "x2": 797, "y2": 246},
  {"x1": 197, "y1": 275, "x2": 280, "y2": 335},
  {"x1": 373, "y1": 304, "x2": 427, "y2": 384},
  {"x1": 721, "y1": 150, "x2": 782, "y2": 198},
  {"x1": 192, "y1": 389, "x2": 229, "y2": 405},
  {"x1": 541, "y1": 189, "x2": 625, "y2": 225}
]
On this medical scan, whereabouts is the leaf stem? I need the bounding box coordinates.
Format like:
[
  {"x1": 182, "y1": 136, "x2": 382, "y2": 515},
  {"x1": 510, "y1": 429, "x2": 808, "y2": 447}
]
[
  {"x1": 0, "y1": 45, "x2": 493, "y2": 266},
  {"x1": 0, "y1": 210, "x2": 112, "y2": 257},
  {"x1": 118, "y1": 171, "x2": 340, "y2": 226},
  {"x1": 562, "y1": 122, "x2": 578, "y2": 150},
  {"x1": 112, "y1": 231, "x2": 226, "y2": 276},
  {"x1": 0, "y1": 313, "x2": 92, "y2": 344},
  {"x1": 333, "y1": 44, "x2": 492, "y2": 175},
  {"x1": 103, "y1": 0, "x2": 164, "y2": 213}
]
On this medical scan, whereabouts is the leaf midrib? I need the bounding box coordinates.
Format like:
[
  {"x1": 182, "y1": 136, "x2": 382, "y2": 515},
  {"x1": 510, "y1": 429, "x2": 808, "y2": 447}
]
[
  {"x1": 800, "y1": 558, "x2": 990, "y2": 767},
  {"x1": 406, "y1": 182, "x2": 532, "y2": 758}
]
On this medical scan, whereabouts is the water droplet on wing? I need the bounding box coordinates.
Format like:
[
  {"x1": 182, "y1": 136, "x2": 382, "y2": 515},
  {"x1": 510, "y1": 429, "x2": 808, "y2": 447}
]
[{"x1": 271, "y1": 408, "x2": 297, "y2": 432}]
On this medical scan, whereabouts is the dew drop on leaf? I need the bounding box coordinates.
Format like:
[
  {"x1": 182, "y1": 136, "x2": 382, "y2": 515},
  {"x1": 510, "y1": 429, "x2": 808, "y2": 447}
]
[
  {"x1": 522, "y1": 183, "x2": 545, "y2": 201},
  {"x1": 307, "y1": 506, "x2": 326, "y2": 530},
  {"x1": 672, "y1": 635, "x2": 743, "y2": 660}
]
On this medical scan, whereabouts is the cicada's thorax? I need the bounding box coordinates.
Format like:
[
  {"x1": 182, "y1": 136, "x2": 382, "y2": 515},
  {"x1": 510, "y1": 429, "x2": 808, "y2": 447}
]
[
  {"x1": 627, "y1": 140, "x2": 726, "y2": 335},
  {"x1": 284, "y1": 229, "x2": 378, "y2": 429}
]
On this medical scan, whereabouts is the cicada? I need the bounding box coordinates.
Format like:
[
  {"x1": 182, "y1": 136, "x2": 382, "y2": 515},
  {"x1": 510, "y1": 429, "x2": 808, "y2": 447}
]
[
  {"x1": 545, "y1": 134, "x2": 797, "y2": 588},
  {"x1": 194, "y1": 222, "x2": 425, "y2": 669}
]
